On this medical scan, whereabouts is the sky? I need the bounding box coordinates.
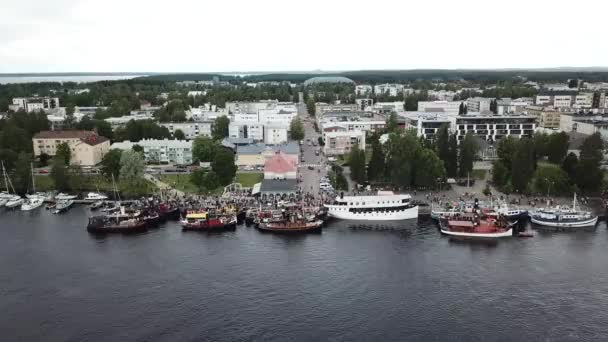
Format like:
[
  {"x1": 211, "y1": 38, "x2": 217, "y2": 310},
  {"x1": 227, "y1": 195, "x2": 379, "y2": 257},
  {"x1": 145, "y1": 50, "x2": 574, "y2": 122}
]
[{"x1": 1, "y1": 0, "x2": 607, "y2": 73}]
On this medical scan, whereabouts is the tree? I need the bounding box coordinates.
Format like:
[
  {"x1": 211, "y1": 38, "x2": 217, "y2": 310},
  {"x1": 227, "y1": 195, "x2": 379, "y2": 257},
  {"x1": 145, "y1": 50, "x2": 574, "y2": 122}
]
[
  {"x1": 95, "y1": 120, "x2": 113, "y2": 140},
  {"x1": 491, "y1": 161, "x2": 509, "y2": 187},
  {"x1": 546, "y1": 132, "x2": 569, "y2": 164},
  {"x1": 55, "y1": 142, "x2": 71, "y2": 165},
  {"x1": 568, "y1": 79, "x2": 578, "y2": 88},
  {"x1": 579, "y1": 132, "x2": 604, "y2": 162},
  {"x1": 211, "y1": 116, "x2": 230, "y2": 141},
  {"x1": 463, "y1": 104, "x2": 468, "y2": 114},
  {"x1": 511, "y1": 138, "x2": 535, "y2": 192},
  {"x1": 190, "y1": 169, "x2": 206, "y2": 191},
  {"x1": 533, "y1": 164, "x2": 570, "y2": 196},
  {"x1": 288, "y1": 117, "x2": 305, "y2": 141},
  {"x1": 192, "y1": 136, "x2": 218, "y2": 163},
  {"x1": 533, "y1": 132, "x2": 549, "y2": 160},
  {"x1": 414, "y1": 148, "x2": 445, "y2": 187},
  {"x1": 173, "y1": 129, "x2": 186, "y2": 140},
  {"x1": 132, "y1": 144, "x2": 143, "y2": 153},
  {"x1": 458, "y1": 133, "x2": 477, "y2": 178},
  {"x1": 38, "y1": 152, "x2": 50, "y2": 167},
  {"x1": 64, "y1": 103, "x2": 75, "y2": 128},
  {"x1": 497, "y1": 136, "x2": 518, "y2": 171},
  {"x1": 317, "y1": 137, "x2": 325, "y2": 146},
  {"x1": 435, "y1": 124, "x2": 451, "y2": 173},
  {"x1": 386, "y1": 112, "x2": 399, "y2": 133},
  {"x1": 348, "y1": 145, "x2": 366, "y2": 184},
  {"x1": 575, "y1": 157, "x2": 603, "y2": 192},
  {"x1": 446, "y1": 133, "x2": 458, "y2": 177},
  {"x1": 11, "y1": 152, "x2": 32, "y2": 194},
  {"x1": 561, "y1": 152, "x2": 578, "y2": 180},
  {"x1": 458, "y1": 102, "x2": 464, "y2": 115},
  {"x1": 202, "y1": 171, "x2": 220, "y2": 192},
  {"x1": 50, "y1": 156, "x2": 70, "y2": 191},
  {"x1": 306, "y1": 98, "x2": 316, "y2": 116},
  {"x1": 101, "y1": 149, "x2": 123, "y2": 179},
  {"x1": 212, "y1": 149, "x2": 236, "y2": 186},
  {"x1": 119, "y1": 150, "x2": 145, "y2": 183},
  {"x1": 367, "y1": 139, "x2": 385, "y2": 181}
]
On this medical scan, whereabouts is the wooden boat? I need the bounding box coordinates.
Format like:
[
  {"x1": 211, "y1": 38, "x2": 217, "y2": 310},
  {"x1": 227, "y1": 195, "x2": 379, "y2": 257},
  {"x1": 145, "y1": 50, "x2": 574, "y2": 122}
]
[
  {"x1": 87, "y1": 216, "x2": 147, "y2": 234},
  {"x1": 181, "y1": 211, "x2": 237, "y2": 231},
  {"x1": 156, "y1": 203, "x2": 180, "y2": 221},
  {"x1": 439, "y1": 214, "x2": 513, "y2": 238},
  {"x1": 257, "y1": 219, "x2": 323, "y2": 233}
]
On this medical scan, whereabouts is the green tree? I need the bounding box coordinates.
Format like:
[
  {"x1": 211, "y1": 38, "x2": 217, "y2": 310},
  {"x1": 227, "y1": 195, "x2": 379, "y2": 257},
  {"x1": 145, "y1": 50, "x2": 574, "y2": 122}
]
[
  {"x1": 101, "y1": 149, "x2": 123, "y2": 179},
  {"x1": 317, "y1": 137, "x2": 325, "y2": 146},
  {"x1": 386, "y1": 112, "x2": 399, "y2": 133},
  {"x1": 533, "y1": 132, "x2": 549, "y2": 159},
  {"x1": 306, "y1": 98, "x2": 316, "y2": 116},
  {"x1": 414, "y1": 148, "x2": 445, "y2": 187},
  {"x1": 561, "y1": 152, "x2": 578, "y2": 180},
  {"x1": 289, "y1": 117, "x2": 305, "y2": 141},
  {"x1": 458, "y1": 102, "x2": 465, "y2": 115},
  {"x1": 546, "y1": 132, "x2": 569, "y2": 164},
  {"x1": 190, "y1": 169, "x2": 206, "y2": 191},
  {"x1": 0, "y1": 149, "x2": 18, "y2": 171},
  {"x1": 50, "y1": 156, "x2": 71, "y2": 191},
  {"x1": 575, "y1": 157, "x2": 603, "y2": 192},
  {"x1": 446, "y1": 133, "x2": 458, "y2": 177},
  {"x1": 132, "y1": 144, "x2": 143, "y2": 153},
  {"x1": 119, "y1": 150, "x2": 145, "y2": 183},
  {"x1": 367, "y1": 139, "x2": 385, "y2": 181},
  {"x1": 348, "y1": 144, "x2": 366, "y2": 184},
  {"x1": 580, "y1": 132, "x2": 604, "y2": 161},
  {"x1": 435, "y1": 124, "x2": 449, "y2": 162},
  {"x1": 458, "y1": 133, "x2": 477, "y2": 178},
  {"x1": 533, "y1": 164, "x2": 570, "y2": 196},
  {"x1": 511, "y1": 137, "x2": 535, "y2": 192},
  {"x1": 497, "y1": 136, "x2": 518, "y2": 170},
  {"x1": 173, "y1": 129, "x2": 186, "y2": 140},
  {"x1": 38, "y1": 152, "x2": 50, "y2": 167},
  {"x1": 212, "y1": 149, "x2": 236, "y2": 185},
  {"x1": 55, "y1": 142, "x2": 71, "y2": 165},
  {"x1": 95, "y1": 120, "x2": 113, "y2": 140},
  {"x1": 202, "y1": 171, "x2": 220, "y2": 192},
  {"x1": 211, "y1": 116, "x2": 230, "y2": 141},
  {"x1": 192, "y1": 136, "x2": 218, "y2": 163},
  {"x1": 491, "y1": 160, "x2": 509, "y2": 187},
  {"x1": 11, "y1": 152, "x2": 32, "y2": 194}
]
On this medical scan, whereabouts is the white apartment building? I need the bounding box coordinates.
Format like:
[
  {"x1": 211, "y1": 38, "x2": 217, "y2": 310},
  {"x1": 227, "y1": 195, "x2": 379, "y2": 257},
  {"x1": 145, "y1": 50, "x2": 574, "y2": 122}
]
[
  {"x1": 323, "y1": 130, "x2": 366, "y2": 156},
  {"x1": 259, "y1": 109, "x2": 297, "y2": 126},
  {"x1": 160, "y1": 122, "x2": 213, "y2": 139},
  {"x1": 111, "y1": 139, "x2": 193, "y2": 165},
  {"x1": 104, "y1": 114, "x2": 155, "y2": 129},
  {"x1": 320, "y1": 118, "x2": 385, "y2": 133},
  {"x1": 496, "y1": 98, "x2": 533, "y2": 115},
  {"x1": 399, "y1": 112, "x2": 452, "y2": 140},
  {"x1": 553, "y1": 95, "x2": 573, "y2": 108},
  {"x1": 372, "y1": 102, "x2": 405, "y2": 114},
  {"x1": 374, "y1": 83, "x2": 404, "y2": 97},
  {"x1": 189, "y1": 106, "x2": 228, "y2": 121},
  {"x1": 535, "y1": 95, "x2": 552, "y2": 105},
  {"x1": 355, "y1": 85, "x2": 373, "y2": 96},
  {"x1": 428, "y1": 90, "x2": 456, "y2": 101},
  {"x1": 187, "y1": 90, "x2": 207, "y2": 97},
  {"x1": 450, "y1": 115, "x2": 537, "y2": 143},
  {"x1": 264, "y1": 126, "x2": 289, "y2": 145},
  {"x1": 417, "y1": 101, "x2": 462, "y2": 115},
  {"x1": 229, "y1": 122, "x2": 265, "y2": 141},
  {"x1": 355, "y1": 98, "x2": 374, "y2": 111},
  {"x1": 574, "y1": 93, "x2": 593, "y2": 108},
  {"x1": 10, "y1": 97, "x2": 60, "y2": 112},
  {"x1": 467, "y1": 97, "x2": 492, "y2": 113}
]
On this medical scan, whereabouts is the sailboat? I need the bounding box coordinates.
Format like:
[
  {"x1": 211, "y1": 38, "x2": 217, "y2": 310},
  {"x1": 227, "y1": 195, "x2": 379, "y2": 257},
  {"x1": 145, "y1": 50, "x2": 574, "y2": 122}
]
[
  {"x1": 21, "y1": 163, "x2": 44, "y2": 211},
  {"x1": 1, "y1": 161, "x2": 24, "y2": 209},
  {"x1": 530, "y1": 193, "x2": 598, "y2": 228}
]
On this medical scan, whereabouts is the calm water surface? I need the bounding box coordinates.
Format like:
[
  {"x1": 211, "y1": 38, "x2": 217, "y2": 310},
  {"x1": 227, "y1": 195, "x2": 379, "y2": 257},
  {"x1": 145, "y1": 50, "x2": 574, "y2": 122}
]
[{"x1": 1, "y1": 207, "x2": 608, "y2": 342}]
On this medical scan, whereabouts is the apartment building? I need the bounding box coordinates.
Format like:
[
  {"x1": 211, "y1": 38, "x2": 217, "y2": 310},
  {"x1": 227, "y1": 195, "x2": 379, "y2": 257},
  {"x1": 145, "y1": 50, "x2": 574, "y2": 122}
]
[
  {"x1": 10, "y1": 97, "x2": 60, "y2": 112},
  {"x1": 467, "y1": 97, "x2": 492, "y2": 113},
  {"x1": 263, "y1": 126, "x2": 289, "y2": 145},
  {"x1": 355, "y1": 85, "x2": 373, "y2": 96},
  {"x1": 450, "y1": 115, "x2": 537, "y2": 142},
  {"x1": 111, "y1": 139, "x2": 193, "y2": 165},
  {"x1": 323, "y1": 130, "x2": 366, "y2": 156},
  {"x1": 417, "y1": 101, "x2": 462, "y2": 115},
  {"x1": 160, "y1": 122, "x2": 213, "y2": 139},
  {"x1": 315, "y1": 103, "x2": 360, "y2": 116},
  {"x1": 373, "y1": 84, "x2": 404, "y2": 97},
  {"x1": 399, "y1": 112, "x2": 452, "y2": 140},
  {"x1": 33, "y1": 130, "x2": 110, "y2": 166}
]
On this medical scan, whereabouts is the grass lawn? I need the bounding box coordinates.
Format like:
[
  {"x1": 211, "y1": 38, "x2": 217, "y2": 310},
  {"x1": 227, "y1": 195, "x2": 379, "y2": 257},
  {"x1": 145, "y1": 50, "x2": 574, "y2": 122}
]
[
  {"x1": 471, "y1": 169, "x2": 487, "y2": 180},
  {"x1": 159, "y1": 174, "x2": 199, "y2": 193},
  {"x1": 235, "y1": 172, "x2": 263, "y2": 187},
  {"x1": 34, "y1": 175, "x2": 156, "y2": 196}
]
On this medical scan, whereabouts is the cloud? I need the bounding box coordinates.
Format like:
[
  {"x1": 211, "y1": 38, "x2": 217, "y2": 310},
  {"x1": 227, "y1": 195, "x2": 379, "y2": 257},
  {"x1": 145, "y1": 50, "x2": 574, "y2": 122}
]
[{"x1": 0, "y1": 0, "x2": 607, "y2": 72}]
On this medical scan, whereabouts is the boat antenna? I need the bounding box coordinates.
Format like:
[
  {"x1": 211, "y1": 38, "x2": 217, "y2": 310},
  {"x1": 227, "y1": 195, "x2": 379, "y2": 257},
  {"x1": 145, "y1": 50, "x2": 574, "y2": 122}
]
[
  {"x1": 573, "y1": 193, "x2": 577, "y2": 211},
  {"x1": 111, "y1": 173, "x2": 121, "y2": 203},
  {"x1": 1, "y1": 161, "x2": 8, "y2": 193}
]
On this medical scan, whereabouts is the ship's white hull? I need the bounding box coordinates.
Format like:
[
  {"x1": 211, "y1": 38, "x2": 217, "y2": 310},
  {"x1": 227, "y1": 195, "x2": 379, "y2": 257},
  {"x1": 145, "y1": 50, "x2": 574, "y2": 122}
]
[
  {"x1": 5, "y1": 198, "x2": 24, "y2": 208},
  {"x1": 440, "y1": 227, "x2": 513, "y2": 238},
  {"x1": 326, "y1": 205, "x2": 418, "y2": 221},
  {"x1": 531, "y1": 216, "x2": 598, "y2": 228},
  {"x1": 21, "y1": 198, "x2": 44, "y2": 211}
]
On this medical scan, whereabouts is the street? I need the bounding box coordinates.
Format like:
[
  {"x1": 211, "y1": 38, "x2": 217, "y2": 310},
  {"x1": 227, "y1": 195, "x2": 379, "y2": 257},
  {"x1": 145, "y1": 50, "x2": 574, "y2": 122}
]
[{"x1": 297, "y1": 102, "x2": 326, "y2": 198}]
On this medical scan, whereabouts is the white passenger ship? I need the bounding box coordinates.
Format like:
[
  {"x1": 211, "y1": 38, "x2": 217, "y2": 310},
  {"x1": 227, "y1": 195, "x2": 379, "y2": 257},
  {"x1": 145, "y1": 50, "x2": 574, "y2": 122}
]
[{"x1": 325, "y1": 191, "x2": 418, "y2": 221}]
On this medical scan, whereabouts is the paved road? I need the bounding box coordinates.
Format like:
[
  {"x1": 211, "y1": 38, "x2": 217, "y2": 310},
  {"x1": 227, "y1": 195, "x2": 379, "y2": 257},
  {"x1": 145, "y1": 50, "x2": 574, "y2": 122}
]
[{"x1": 297, "y1": 103, "x2": 327, "y2": 198}]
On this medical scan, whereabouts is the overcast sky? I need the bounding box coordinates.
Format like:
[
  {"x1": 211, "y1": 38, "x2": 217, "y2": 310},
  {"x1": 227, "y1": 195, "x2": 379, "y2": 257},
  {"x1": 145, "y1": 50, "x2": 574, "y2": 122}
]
[{"x1": 1, "y1": 0, "x2": 606, "y2": 73}]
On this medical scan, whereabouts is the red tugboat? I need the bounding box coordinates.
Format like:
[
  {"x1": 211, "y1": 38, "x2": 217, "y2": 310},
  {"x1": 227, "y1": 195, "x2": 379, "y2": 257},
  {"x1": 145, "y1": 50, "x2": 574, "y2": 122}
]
[
  {"x1": 181, "y1": 211, "x2": 237, "y2": 231},
  {"x1": 87, "y1": 215, "x2": 147, "y2": 234},
  {"x1": 438, "y1": 213, "x2": 513, "y2": 238}
]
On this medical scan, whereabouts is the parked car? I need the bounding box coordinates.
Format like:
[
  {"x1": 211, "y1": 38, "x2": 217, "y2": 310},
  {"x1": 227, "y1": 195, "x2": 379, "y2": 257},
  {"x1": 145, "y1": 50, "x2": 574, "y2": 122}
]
[
  {"x1": 308, "y1": 166, "x2": 314, "y2": 170},
  {"x1": 38, "y1": 169, "x2": 49, "y2": 174}
]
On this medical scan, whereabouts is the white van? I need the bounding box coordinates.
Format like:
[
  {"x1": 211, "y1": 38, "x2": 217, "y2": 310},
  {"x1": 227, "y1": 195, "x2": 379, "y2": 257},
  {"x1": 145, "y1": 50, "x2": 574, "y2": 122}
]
[{"x1": 319, "y1": 182, "x2": 333, "y2": 190}]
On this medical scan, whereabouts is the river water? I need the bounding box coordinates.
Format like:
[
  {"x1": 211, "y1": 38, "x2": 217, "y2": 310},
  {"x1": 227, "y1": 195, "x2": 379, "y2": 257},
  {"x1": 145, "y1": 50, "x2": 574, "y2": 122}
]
[{"x1": 1, "y1": 207, "x2": 608, "y2": 341}]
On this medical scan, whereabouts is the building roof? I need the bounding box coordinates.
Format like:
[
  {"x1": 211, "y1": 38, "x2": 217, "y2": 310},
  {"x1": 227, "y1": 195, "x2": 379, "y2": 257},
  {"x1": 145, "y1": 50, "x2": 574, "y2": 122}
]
[
  {"x1": 304, "y1": 76, "x2": 355, "y2": 86},
  {"x1": 237, "y1": 143, "x2": 266, "y2": 155},
  {"x1": 264, "y1": 152, "x2": 297, "y2": 173},
  {"x1": 260, "y1": 179, "x2": 297, "y2": 193},
  {"x1": 237, "y1": 142, "x2": 300, "y2": 155},
  {"x1": 33, "y1": 130, "x2": 109, "y2": 146}
]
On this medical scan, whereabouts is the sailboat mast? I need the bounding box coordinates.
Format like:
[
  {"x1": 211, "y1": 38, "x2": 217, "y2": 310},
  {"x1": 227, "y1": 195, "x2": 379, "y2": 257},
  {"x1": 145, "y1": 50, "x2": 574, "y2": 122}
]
[
  {"x1": 1, "y1": 161, "x2": 8, "y2": 192},
  {"x1": 31, "y1": 162, "x2": 36, "y2": 193}
]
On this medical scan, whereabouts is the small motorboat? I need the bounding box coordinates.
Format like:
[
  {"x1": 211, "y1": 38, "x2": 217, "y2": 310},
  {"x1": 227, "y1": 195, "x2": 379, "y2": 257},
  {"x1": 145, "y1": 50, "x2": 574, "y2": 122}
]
[
  {"x1": 84, "y1": 192, "x2": 108, "y2": 201},
  {"x1": 5, "y1": 196, "x2": 24, "y2": 209},
  {"x1": 53, "y1": 200, "x2": 74, "y2": 214},
  {"x1": 90, "y1": 200, "x2": 104, "y2": 210},
  {"x1": 21, "y1": 196, "x2": 44, "y2": 211},
  {"x1": 55, "y1": 193, "x2": 77, "y2": 201}
]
